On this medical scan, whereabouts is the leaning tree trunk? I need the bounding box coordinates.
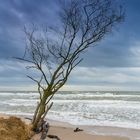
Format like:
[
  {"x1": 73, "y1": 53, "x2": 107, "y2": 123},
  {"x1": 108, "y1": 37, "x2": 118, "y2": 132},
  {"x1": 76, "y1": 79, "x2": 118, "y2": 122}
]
[
  {"x1": 32, "y1": 99, "x2": 46, "y2": 130},
  {"x1": 31, "y1": 91, "x2": 51, "y2": 131}
]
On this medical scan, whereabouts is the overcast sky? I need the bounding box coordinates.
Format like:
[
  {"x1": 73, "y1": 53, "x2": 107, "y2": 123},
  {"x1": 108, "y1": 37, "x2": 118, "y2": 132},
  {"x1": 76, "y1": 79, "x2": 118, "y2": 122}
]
[{"x1": 0, "y1": 0, "x2": 140, "y2": 91}]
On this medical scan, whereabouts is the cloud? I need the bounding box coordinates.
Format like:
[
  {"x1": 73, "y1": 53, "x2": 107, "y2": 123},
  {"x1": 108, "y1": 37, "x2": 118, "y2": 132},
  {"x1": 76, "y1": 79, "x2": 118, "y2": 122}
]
[
  {"x1": 0, "y1": 0, "x2": 59, "y2": 59},
  {"x1": 130, "y1": 42, "x2": 140, "y2": 57},
  {"x1": 1, "y1": 0, "x2": 140, "y2": 91},
  {"x1": 1, "y1": 59, "x2": 140, "y2": 91},
  {"x1": 67, "y1": 66, "x2": 140, "y2": 90}
]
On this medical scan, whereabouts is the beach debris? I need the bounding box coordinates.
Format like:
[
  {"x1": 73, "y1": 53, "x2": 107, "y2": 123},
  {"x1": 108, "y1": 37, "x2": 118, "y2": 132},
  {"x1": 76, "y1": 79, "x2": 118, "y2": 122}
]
[
  {"x1": 74, "y1": 127, "x2": 83, "y2": 132},
  {"x1": 47, "y1": 134, "x2": 60, "y2": 140},
  {"x1": 40, "y1": 121, "x2": 49, "y2": 140}
]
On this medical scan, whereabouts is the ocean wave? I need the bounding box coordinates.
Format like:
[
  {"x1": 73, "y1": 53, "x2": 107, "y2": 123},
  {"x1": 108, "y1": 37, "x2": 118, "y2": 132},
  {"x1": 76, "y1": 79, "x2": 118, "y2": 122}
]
[
  {"x1": 52, "y1": 95, "x2": 140, "y2": 102},
  {"x1": 47, "y1": 111, "x2": 140, "y2": 129},
  {"x1": 1, "y1": 91, "x2": 140, "y2": 100},
  {"x1": 0, "y1": 111, "x2": 33, "y2": 116},
  {"x1": 11, "y1": 99, "x2": 38, "y2": 102},
  {"x1": 0, "y1": 92, "x2": 39, "y2": 97},
  {"x1": 1, "y1": 98, "x2": 140, "y2": 109},
  {"x1": 0, "y1": 102, "x2": 37, "y2": 107}
]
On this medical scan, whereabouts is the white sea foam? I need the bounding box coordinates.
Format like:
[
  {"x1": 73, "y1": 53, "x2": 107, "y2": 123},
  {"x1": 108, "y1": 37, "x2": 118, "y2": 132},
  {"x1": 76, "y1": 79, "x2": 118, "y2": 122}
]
[{"x1": 11, "y1": 99, "x2": 38, "y2": 102}]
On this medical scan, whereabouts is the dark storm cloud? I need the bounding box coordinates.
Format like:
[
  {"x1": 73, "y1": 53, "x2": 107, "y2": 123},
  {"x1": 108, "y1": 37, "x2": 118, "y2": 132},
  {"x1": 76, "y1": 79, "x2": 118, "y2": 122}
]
[
  {"x1": 0, "y1": 0, "x2": 58, "y2": 27},
  {"x1": 0, "y1": 0, "x2": 140, "y2": 67},
  {"x1": 0, "y1": 0, "x2": 58, "y2": 59},
  {"x1": 81, "y1": 33, "x2": 133, "y2": 67},
  {"x1": 80, "y1": 0, "x2": 140, "y2": 67}
]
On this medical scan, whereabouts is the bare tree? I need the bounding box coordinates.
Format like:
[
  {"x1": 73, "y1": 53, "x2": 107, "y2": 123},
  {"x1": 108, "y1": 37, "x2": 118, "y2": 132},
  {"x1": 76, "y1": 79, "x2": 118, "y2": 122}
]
[{"x1": 16, "y1": 0, "x2": 124, "y2": 131}]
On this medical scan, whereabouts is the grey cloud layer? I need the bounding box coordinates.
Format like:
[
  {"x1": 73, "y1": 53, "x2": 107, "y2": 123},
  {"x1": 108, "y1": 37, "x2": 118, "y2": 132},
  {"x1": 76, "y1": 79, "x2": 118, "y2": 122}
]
[
  {"x1": 0, "y1": 0, "x2": 140, "y2": 67},
  {"x1": 1, "y1": 59, "x2": 140, "y2": 90},
  {"x1": 0, "y1": 0, "x2": 140, "y2": 90}
]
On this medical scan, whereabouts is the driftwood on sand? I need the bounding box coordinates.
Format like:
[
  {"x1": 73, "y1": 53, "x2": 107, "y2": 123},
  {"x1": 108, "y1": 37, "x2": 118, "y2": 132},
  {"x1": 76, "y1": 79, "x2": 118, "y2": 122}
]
[
  {"x1": 74, "y1": 127, "x2": 83, "y2": 132},
  {"x1": 47, "y1": 135, "x2": 60, "y2": 140}
]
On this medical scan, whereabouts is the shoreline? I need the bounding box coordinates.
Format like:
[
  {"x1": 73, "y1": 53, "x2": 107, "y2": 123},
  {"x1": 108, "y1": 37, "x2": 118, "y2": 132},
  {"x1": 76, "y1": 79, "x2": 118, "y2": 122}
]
[{"x1": 0, "y1": 113, "x2": 139, "y2": 140}]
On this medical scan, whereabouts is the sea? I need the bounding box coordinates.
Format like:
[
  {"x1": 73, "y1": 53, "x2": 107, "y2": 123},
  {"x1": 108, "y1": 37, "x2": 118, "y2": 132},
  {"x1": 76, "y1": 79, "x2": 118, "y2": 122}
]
[{"x1": 0, "y1": 91, "x2": 140, "y2": 130}]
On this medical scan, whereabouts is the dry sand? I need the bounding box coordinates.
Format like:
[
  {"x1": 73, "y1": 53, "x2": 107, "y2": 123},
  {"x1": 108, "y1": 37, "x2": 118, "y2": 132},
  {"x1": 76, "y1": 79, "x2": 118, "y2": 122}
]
[{"x1": 31, "y1": 125, "x2": 130, "y2": 140}]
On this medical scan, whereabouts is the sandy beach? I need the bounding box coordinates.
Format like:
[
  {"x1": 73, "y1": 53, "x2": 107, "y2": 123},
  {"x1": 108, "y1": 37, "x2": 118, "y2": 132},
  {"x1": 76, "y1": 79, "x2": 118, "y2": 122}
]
[
  {"x1": 31, "y1": 125, "x2": 130, "y2": 140},
  {"x1": 0, "y1": 114, "x2": 131, "y2": 140}
]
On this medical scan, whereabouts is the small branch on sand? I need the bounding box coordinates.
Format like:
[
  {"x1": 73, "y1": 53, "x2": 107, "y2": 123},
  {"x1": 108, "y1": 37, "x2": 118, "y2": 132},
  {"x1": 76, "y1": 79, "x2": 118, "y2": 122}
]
[
  {"x1": 74, "y1": 127, "x2": 83, "y2": 132},
  {"x1": 25, "y1": 117, "x2": 32, "y2": 120},
  {"x1": 47, "y1": 134, "x2": 60, "y2": 140}
]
